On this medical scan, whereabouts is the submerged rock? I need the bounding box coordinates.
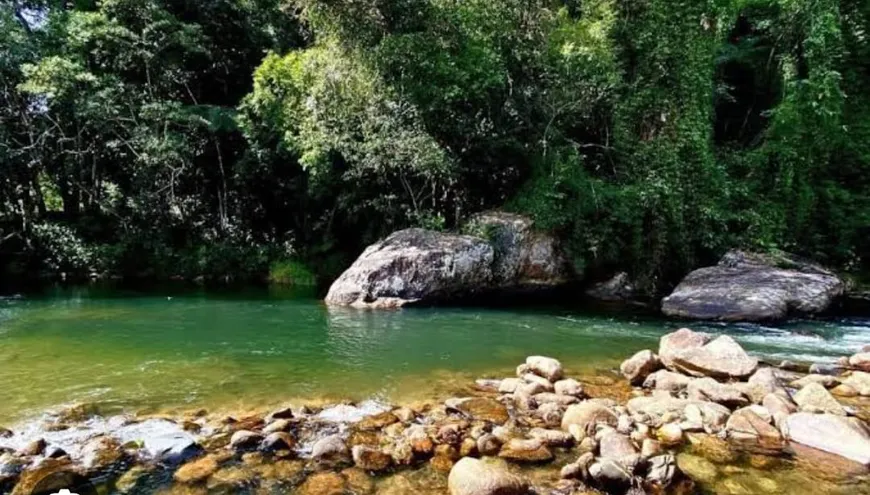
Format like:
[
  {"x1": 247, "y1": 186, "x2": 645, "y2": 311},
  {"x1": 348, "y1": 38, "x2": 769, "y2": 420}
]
[
  {"x1": 324, "y1": 228, "x2": 495, "y2": 308},
  {"x1": 447, "y1": 457, "x2": 529, "y2": 495},
  {"x1": 351, "y1": 445, "x2": 392, "y2": 472},
  {"x1": 497, "y1": 438, "x2": 553, "y2": 463},
  {"x1": 661, "y1": 250, "x2": 845, "y2": 322},
  {"x1": 784, "y1": 413, "x2": 870, "y2": 465},
  {"x1": 445, "y1": 397, "x2": 510, "y2": 424}
]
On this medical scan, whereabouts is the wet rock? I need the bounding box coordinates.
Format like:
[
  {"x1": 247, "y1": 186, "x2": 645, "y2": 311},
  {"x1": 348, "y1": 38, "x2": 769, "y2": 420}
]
[
  {"x1": 643, "y1": 370, "x2": 693, "y2": 393},
  {"x1": 431, "y1": 446, "x2": 459, "y2": 472},
  {"x1": 498, "y1": 438, "x2": 554, "y2": 463},
  {"x1": 207, "y1": 465, "x2": 257, "y2": 492},
  {"x1": 393, "y1": 407, "x2": 416, "y2": 423},
  {"x1": 588, "y1": 458, "x2": 632, "y2": 490},
  {"x1": 261, "y1": 432, "x2": 296, "y2": 452},
  {"x1": 44, "y1": 446, "x2": 67, "y2": 459},
  {"x1": 311, "y1": 434, "x2": 351, "y2": 463},
  {"x1": 266, "y1": 405, "x2": 294, "y2": 422},
  {"x1": 525, "y1": 356, "x2": 564, "y2": 382},
  {"x1": 661, "y1": 250, "x2": 844, "y2": 321},
  {"x1": 554, "y1": 379, "x2": 584, "y2": 397},
  {"x1": 561, "y1": 401, "x2": 618, "y2": 433},
  {"x1": 174, "y1": 454, "x2": 222, "y2": 483},
  {"x1": 621, "y1": 350, "x2": 661, "y2": 385},
  {"x1": 325, "y1": 228, "x2": 495, "y2": 308},
  {"x1": 842, "y1": 371, "x2": 870, "y2": 396},
  {"x1": 115, "y1": 465, "x2": 150, "y2": 493},
  {"x1": 646, "y1": 454, "x2": 676, "y2": 487},
  {"x1": 725, "y1": 407, "x2": 784, "y2": 455},
  {"x1": 144, "y1": 432, "x2": 203, "y2": 465},
  {"x1": 793, "y1": 383, "x2": 847, "y2": 415},
  {"x1": 784, "y1": 413, "x2": 870, "y2": 465},
  {"x1": 657, "y1": 424, "x2": 683, "y2": 446},
  {"x1": 389, "y1": 438, "x2": 415, "y2": 465},
  {"x1": 10, "y1": 459, "x2": 89, "y2": 495},
  {"x1": 404, "y1": 426, "x2": 434, "y2": 455},
  {"x1": 230, "y1": 430, "x2": 264, "y2": 451},
  {"x1": 477, "y1": 434, "x2": 501, "y2": 456},
  {"x1": 849, "y1": 352, "x2": 870, "y2": 372},
  {"x1": 445, "y1": 397, "x2": 510, "y2": 424},
  {"x1": 687, "y1": 377, "x2": 750, "y2": 408},
  {"x1": 355, "y1": 411, "x2": 399, "y2": 431},
  {"x1": 447, "y1": 457, "x2": 529, "y2": 495},
  {"x1": 791, "y1": 374, "x2": 840, "y2": 389},
  {"x1": 341, "y1": 467, "x2": 374, "y2": 494},
  {"x1": 263, "y1": 418, "x2": 292, "y2": 434},
  {"x1": 351, "y1": 445, "x2": 392, "y2": 472},
  {"x1": 528, "y1": 428, "x2": 573, "y2": 447},
  {"x1": 669, "y1": 334, "x2": 758, "y2": 379},
  {"x1": 298, "y1": 471, "x2": 348, "y2": 495},
  {"x1": 81, "y1": 436, "x2": 127, "y2": 473},
  {"x1": 809, "y1": 363, "x2": 847, "y2": 376},
  {"x1": 676, "y1": 453, "x2": 718, "y2": 484},
  {"x1": 437, "y1": 424, "x2": 464, "y2": 445},
  {"x1": 20, "y1": 439, "x2": 46, "y2": 456},
  {"x1": 460, "y1": 437, "x2": 478, "y2": 457},
  {"x1": 599, "y1": 432, "x2": 636, "y2": 459}
]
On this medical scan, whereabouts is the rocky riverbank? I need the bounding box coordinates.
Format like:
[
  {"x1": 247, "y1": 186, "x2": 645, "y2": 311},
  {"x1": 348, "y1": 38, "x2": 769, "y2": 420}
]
[{"x1": 1, "y1": 330, "x2": 869, "y2": 495}]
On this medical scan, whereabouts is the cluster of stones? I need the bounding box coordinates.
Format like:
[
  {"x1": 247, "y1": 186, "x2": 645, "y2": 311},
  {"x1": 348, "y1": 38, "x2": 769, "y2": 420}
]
[{"x1": 2, "y1": 337, "x2": 869, "y2": 495}]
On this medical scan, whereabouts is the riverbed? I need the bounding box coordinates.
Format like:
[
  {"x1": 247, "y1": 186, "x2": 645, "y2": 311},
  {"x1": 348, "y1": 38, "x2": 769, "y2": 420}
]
[{"x1": 1, "y1": 285, "x2": 868, "y2": 426}]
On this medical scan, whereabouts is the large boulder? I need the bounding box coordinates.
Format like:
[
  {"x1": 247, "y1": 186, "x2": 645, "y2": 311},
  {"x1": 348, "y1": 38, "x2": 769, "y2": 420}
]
[
  {"x1": 784, "y1": 413, "x2": 870, "y2": 465},
  {"x1": 661, "y1": 250, "x2": 845, "y2": 321},
  {"x1": 464, "y1": 211, "x2": 571, "y2": 288},
  {"x1": 447, "y1": 457, "x2": 529, "y2": 495},
  {"x1": 325, "y1": 229, "x2": 494, "y2": 308}
]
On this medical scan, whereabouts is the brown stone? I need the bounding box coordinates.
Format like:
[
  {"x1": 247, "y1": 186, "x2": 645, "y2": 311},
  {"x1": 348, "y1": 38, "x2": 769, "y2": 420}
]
[{"x1": 497, "y1": 438, "x2": 553, "y2": 463}]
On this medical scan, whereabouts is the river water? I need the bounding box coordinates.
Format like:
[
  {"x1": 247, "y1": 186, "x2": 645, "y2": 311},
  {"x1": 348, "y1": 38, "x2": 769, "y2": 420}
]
[{"x1": 1, "y1": 285, "x2": 869, "y2": 426}]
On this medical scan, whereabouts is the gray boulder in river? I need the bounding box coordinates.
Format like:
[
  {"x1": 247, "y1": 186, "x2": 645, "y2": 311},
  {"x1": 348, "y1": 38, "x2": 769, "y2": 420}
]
[
  {"x1": 325, "y1": 212, "x2": 570, "y2": 308},
  {"x1": 661, "y1": 250, "x2": 845, "y2": 321}
]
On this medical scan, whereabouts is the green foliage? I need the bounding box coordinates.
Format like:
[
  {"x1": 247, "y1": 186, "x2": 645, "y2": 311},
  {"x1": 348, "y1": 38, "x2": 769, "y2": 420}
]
[
  {"x1": 1, "y1": 0, "x2": 869, "y2": 291},
  {"x1": 269, "y1": 259, "x2": 316, "y2": 285}
]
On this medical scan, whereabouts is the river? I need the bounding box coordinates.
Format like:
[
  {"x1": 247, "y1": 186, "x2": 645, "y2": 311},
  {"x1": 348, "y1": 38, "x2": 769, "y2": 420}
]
[{"x1": 1, "y1": 285, "x2": 868, "y2": 426}]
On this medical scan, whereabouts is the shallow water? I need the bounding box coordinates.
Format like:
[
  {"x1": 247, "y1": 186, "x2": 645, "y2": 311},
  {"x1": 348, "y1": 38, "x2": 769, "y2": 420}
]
[{"x1": 1, "y1": 285, "x2": 869, "y2": 426}]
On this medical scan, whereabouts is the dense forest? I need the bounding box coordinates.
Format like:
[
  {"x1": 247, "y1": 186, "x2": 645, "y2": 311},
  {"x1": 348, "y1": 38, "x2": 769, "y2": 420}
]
[{"x1": 1, "y1": 0, "x2": 868, "y2": 294}]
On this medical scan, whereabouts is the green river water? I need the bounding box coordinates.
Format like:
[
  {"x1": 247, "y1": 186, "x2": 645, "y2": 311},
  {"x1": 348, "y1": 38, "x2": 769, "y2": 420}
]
[
  {"x1": 1, "y1": 285, "x2": 868, "y2": 425},
  {"x1": 2, "y1": 285, "x2": 870, "y2": 494}
]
